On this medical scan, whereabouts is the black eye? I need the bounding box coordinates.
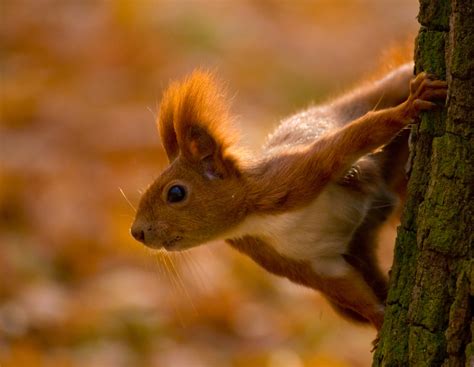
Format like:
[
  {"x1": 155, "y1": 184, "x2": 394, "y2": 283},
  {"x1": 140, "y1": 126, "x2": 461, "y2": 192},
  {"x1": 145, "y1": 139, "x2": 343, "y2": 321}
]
[{"x1": 167, "y1": 185, "x2": 187, "y2": 203}]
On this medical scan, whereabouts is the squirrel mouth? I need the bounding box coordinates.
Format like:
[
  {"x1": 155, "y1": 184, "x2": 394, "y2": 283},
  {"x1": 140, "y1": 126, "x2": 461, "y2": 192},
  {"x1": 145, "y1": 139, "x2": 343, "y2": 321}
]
[{"x1": 163, "y1": 235, "x2": 184, "y2": 250}]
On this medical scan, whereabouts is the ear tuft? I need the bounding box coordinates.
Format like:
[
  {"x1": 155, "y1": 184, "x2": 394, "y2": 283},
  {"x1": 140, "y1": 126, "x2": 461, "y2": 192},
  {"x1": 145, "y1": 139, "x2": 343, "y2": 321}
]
[
  {"x1": 173, "y1": 70, "x2": 237, "y2": 155},
  {"x1": 158, "y1": 82, "x2": 180, "y2": 162},
  {"x1": 158, "y1": 70, "x2": 240, "y2": 176}
]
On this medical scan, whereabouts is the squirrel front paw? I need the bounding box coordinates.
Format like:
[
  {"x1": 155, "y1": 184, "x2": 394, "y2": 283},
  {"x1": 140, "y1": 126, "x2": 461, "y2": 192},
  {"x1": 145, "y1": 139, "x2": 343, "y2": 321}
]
[{"x1": 402, "y1": 72, "x2": 447, "y2": 121}]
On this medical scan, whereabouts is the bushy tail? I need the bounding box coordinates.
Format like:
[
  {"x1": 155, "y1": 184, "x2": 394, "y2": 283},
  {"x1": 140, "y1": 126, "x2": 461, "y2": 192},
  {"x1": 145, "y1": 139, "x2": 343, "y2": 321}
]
[{"x1": 368, "y1": 37, "x2": 415, "y2": 81}]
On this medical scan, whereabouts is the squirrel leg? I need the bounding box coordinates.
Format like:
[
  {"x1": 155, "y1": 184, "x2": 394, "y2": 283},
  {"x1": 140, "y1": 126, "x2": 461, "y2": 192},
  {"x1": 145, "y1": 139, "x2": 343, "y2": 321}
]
[
  {"x1": 319, "y1": 265, "x2": 385, "y2": 330},
  {"x1": 249, "y1": 73, "x2": 447, "y2": 214},
  {"x1": 312, "y1": 72, "x2": 448, "y2": 181},
  {"x1": 325, "y1": 298, "x2": 371, "y2": 324},
  {"x1": 344, "y1": 216, "x2": 390, "y2": 304},
  {"x1": 341, "y1": 187, "x2": 398, "y2": 303},
  {"x1": 330, "y1": 63, "x2": 414, "y2": 125}
]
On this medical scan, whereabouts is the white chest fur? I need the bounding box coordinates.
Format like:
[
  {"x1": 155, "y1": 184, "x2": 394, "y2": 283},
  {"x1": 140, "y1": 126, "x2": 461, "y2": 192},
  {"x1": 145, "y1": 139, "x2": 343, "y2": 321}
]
[{"x1": 225, "y1": 184, "x2": 371, "y2": 277}]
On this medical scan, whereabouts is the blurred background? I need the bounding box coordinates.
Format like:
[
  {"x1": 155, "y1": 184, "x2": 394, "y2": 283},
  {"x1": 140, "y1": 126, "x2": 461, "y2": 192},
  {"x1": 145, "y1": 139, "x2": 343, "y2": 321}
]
[{"x1": 1, "y1": 1, "x2": 418, "y2": 366}]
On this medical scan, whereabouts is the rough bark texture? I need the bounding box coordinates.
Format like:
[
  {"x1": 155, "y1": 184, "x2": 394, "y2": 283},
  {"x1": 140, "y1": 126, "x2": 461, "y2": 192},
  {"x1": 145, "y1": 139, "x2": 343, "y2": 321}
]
[{"x1": 373, "y1": 1, "x2": 473, "y2": 366}]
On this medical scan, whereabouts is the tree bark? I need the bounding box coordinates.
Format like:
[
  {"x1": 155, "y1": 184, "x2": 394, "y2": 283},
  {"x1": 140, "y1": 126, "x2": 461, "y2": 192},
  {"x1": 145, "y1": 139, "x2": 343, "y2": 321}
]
[{"x1": 373, "y1": 1, "x2": 473, "y2": 366}]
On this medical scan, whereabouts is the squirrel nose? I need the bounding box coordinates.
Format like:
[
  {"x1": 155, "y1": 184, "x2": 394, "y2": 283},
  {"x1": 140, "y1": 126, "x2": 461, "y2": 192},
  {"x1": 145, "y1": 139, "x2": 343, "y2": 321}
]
[{"x1": 131, "y1": 225, "x2": 145, "y2": 243}]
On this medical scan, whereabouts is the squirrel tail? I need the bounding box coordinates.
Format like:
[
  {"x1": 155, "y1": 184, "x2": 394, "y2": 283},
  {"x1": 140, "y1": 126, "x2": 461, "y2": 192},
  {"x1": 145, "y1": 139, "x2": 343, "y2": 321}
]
[{"x1": 369, "y1": 37, "x2": 415, "y2": 81}]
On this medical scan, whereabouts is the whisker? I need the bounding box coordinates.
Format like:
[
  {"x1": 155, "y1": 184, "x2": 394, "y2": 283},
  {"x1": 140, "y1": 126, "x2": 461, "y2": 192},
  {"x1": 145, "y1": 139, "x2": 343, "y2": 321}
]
[
  {"x1": 371, "y1": 91, "x2": 386, "y2": 111},
  {"x1": 119, "y1": 187, "x2": 137, "y2": 212},
  {"x1": 167, "y1": 254, "x2": 198, "y2": 315},
  {"x1": 161, "y1": 252, "x2": 180, "y2": 291},
  {"x1": 154, "y1": 251, "x2": 187, "y2": 328},
  {"x1": 180, "y1": 253, "x2": 204, "y2": 295},
  {"x1": 151, "y1": 250, "x2": 166, "y2": 279},
  {"x1": 181, "y1": 251, "x2": 208, "y2": 292},
  {"x1": 147, "y1": 106, "x2": 157, "y2": 120}
]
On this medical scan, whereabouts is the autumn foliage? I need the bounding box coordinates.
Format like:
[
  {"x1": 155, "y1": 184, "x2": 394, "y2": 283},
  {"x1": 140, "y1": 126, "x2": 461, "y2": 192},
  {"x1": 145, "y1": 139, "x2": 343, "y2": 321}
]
[{"x1": 1, "y1": 1, "x2": 419, "y2": 366}]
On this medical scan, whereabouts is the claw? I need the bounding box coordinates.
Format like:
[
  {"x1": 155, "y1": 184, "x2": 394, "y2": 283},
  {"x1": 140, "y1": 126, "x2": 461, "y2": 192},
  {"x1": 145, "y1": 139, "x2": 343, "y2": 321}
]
[
  {"x1": 405, "y1": 72, "x2": 447, "y2": 118},
  {"x1": 371, "y1": 333, "x2": 380, "y2": 352}
]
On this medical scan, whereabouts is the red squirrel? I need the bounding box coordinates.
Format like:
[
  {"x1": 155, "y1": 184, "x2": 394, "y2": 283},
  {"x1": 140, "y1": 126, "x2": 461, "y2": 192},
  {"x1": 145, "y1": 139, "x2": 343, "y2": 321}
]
[{"x1": 131, "y1": 65, "x2": 447, "y2": 330}]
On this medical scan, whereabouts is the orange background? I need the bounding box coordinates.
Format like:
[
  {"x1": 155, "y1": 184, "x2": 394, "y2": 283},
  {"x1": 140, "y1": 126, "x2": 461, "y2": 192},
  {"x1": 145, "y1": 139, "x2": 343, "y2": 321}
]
[{"x1": 1, "y1": 1, "x2": 418, "y2": 366}]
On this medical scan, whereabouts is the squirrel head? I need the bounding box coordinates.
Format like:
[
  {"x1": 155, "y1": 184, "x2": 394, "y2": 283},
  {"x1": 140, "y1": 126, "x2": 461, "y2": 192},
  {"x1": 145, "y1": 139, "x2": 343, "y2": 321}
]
[{"x1": 131, "y1": 71, "x2": 248, "y2": 251}]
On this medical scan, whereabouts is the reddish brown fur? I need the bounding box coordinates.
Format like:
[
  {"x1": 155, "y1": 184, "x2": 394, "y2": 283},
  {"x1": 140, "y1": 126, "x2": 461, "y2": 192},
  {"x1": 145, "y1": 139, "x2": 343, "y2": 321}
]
[
  {"x1": 132, "y1": 68, "x2": 447, "y2": 331},
  {"x1": 134, "y1": 71, "x2": 249, "y2": 250},
  {"x1": 229, "y1": 236, "x2": 384, "y2": 327},
  {"x1": 244, "y1": 90, "x2": 432, "y2": 214},
  {"x1": 158, "y1": 71, "x2": 240, "y2": 176}
]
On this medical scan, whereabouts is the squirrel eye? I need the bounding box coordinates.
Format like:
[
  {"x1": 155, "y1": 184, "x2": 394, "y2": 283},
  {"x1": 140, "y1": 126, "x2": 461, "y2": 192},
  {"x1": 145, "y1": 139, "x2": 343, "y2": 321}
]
[{"x1": 167, "y1": 185, "x2": 187, "y2": 203}]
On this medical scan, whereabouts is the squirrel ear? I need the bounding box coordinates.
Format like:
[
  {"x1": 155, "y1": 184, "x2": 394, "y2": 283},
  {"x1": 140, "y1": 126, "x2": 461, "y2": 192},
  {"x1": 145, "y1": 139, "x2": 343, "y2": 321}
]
[
  {"x1": 181, "y1": 124, "x2": 240, "y2": 179},
  {"x1": 164, "y1": 70, "x2": 240, "y2": 178},
  {"x1": 157, "y1": 83, "x2": 180, "y2": 162},
  {"x1": 186, "y1": 125, "x2": 216, "y2": 161}
]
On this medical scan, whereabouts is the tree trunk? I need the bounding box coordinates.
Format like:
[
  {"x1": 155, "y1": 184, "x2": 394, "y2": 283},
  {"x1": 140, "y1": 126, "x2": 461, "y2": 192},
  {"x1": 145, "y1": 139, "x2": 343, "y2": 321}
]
[{"x1": 373, "y1": 1, "x2": 473, "y2": 366}]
